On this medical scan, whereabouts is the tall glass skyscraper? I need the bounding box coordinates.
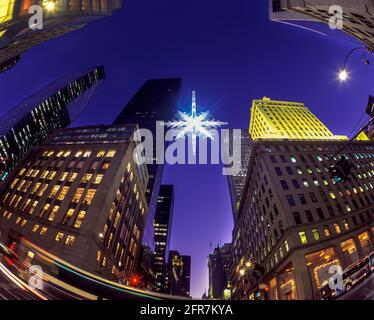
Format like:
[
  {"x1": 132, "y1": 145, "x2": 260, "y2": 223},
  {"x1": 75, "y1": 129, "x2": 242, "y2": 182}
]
[
  {"x1": 113, "y1": 78, "x2": 182, "y2": 252},
  {"x1": 0, "y1": 0, "x2": 121, "y2": 72},
  {"x1": 0, "y1": 66, "x2": 105, "y2": 181}
]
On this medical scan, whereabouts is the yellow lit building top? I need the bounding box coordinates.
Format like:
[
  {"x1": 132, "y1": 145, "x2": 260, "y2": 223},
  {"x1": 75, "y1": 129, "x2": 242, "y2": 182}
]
[
  {"x1": 249, "y1": 97, "x2": 348, "y2": 141},
  {"x1": 0, "y1": 0, "x2": 15, "y2": 24},
  {"x1": 355, "y1": 131, "x2": 370, "y2": 141}
]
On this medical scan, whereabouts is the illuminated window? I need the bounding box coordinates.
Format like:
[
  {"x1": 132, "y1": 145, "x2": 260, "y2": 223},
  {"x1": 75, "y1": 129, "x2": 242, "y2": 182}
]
[
  {"x1": 22, "y1": 199, "x2": 32, "y2": 210},
  {"x1": 127, "y1": 163, "x2": 131, "y2": 173},
  {"x1": 65, "y1": 235, "x2": 75, "y2": 246},
  {"x1": 20, "y1": 219, "x2": 27, "y2": 227},
  {"x1": 68, "y1": 173, "x2": 77, "y2": 182},
  {"x1": 72, "y1": 188, "x2": 84, "y2": 203},
  {"x1": 96, "y1": 151, "x2": 106, "y2": 157},
  {"x1": 324, "y1": 226, "x2": 331, "y2": 237},
  {"x1": 40, "y1": 171, "x2": 49, "y2": 179},
  {"x1": 40, "y1": 227, "x2": 48, "y2": 236},
  {"x1": 329, "y1": 192, "x2": 336, "y2": 199},
  {"x1": 299, "y1": 231, "x2": 308, "y2": 244},
  {"x1": 93, "y1": 174, "x2": 103, "y2": 184},
  {"x1": 114, "y1": 212, "x2": 121, "y2": 228},
  {"x1": 15, "y1": 217, "x2": 21, "y2": 224},
  {"x1": 107, "y1": 233, "x2": 113, "y2": 249},
  {"x1": 73, "y1": 211, "x2": 86, "y2": 229},
  {"x1": 82, "y1": 151, "x2": 92, "y2": 158},
  {"x1": 284, "y1": 240, "x2": 289, "y2": 252},
  {"x1": 83, "y1": 189, "x2": 96, "y2": 205},
  {"x1": 55, "y1": 232, "x2": 64, "y2": 242},
  {"x1": 62, "y1": 209, "x2": 75, "y2": 224},
  {"x1": 312, "y1": 229, "x2": 320, "y2": 241},
  {"x1": 48, "y1": 205, "x2": 59, "y2": 222},
  {"x1": 97, "y1": 251, "x2": 102, "y2": 262},
  {"x1": 101, "y1": 162, "x2": 110, "y2": 170},
  {"x1": 49, "y1": 185, "x2": 61, "y2": 198},
  {"x1": 29, "y1": 200, "x2": 39, "y2": 214},
  {"x1": 106, "y1": 150, "x2": 116, "y2": 157},
  {"x1": 47, "y1": 171, "x2": 57, "y2": 180},
  {"x1": 334, "y1": 223, "x2": 341, "y2": 234},
  {"x1": 59, "y1": 172, "x2": 69, "y2": 181},
  {"x1": 81, "y1": 174, "x2": 92, "y2": 183},
  {"x1": 63, "y1": 151, "x2": 71, "y2": 158},
  {"x1": 40, "y1": 203, "x2": 50, "y2": 218},
  {"x1": 57, "y1": 186, "x2": 69, "y2": 201},
  {"x1": 37, "y1": 184, "x2": 48, "y2": 197},
  {"x1": 32, "y1": 225, "x2": 40, "y2": 232},
  {"x1": 75, "y1": 151, "x2": 83, "y2": 157},
  {"x1": 343, "y1": 220, "x2": 350, "y2": 230}
]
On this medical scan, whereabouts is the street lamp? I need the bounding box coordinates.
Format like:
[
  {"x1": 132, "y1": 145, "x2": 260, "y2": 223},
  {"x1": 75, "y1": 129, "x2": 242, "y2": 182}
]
[
  {"x1": 44, "y1": 0, "x2": 56, "y2": 11},
  {"x1": 338, "y1": 46, "x2": 371, "y2": 82}
]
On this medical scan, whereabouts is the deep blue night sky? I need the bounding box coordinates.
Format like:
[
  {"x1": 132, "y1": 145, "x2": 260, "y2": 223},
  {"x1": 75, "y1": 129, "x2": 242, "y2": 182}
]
[{"x1": 0, "y1": 0, "x2": 373, "y2": 297}]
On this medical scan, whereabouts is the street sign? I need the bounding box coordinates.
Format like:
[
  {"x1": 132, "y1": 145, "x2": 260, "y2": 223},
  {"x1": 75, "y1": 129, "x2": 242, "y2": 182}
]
[{"x1": 366, "y1": 95, "x2": 374, "y2": 117}]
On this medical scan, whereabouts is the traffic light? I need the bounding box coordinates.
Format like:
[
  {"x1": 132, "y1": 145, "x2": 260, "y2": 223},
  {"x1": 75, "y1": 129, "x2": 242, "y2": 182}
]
[
  {"x1": 366, "y1": 95, "x2": 374, "y2": 117},
  {"x1": 131, "y1": 275, "x2": 140, "y2": 287},
  {"x1": 329, "y1": 156, "x2": 353, "y2": 183}
]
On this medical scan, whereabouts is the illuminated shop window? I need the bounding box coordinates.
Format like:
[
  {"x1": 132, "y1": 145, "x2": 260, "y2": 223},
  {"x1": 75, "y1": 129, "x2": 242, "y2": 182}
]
[{"x1": 299, "y1": 231, "x2": 308, "y2": 244}]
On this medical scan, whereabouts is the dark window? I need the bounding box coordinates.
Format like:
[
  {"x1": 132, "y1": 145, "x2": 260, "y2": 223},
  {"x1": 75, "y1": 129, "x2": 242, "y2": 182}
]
[
  {"x1": 292, "y1": 179, "x2": 300, "y2": 189},
  {"x1": 293, "y1": 212, "x2": 302, "y2": 224},
  {"x1": 270, "y1": 156, "x2": 277, "y2": 163},
  {"x1": 298, "y1": 193, "x2": 307, "y2": 205},
  {"x1": 352, "y1": 216, "x2": 358, "y2": 226},
  {"x1": 287, "y1": 195, "x2": 296, "y2": 207},
  {"x1": 280, "y1": 155, "x2": 287, "y2": 163},
  {"x1": 280, "y1": 180, "x2": 289, "y2": 190},
  {"x1": 319, "y1": 190, "x2": 328, "y2": 201},
  {"x1": 275, "y1": 167, "x2": 283, "y2": 176},
  {"x1": 305, "y1": 210, "x2": 314, "y2": 222},
  {"x1": 286, "y1": 167, "x2": 293, "y2": 175},
  {"x1": 273, "y1": 204, "x2": 279, "y2": 216},
  {"x1": 327, "y1": 205, "x2": 335, "y2": 217},
  {"x1": 309, "y1": 192, "x2": 318, "y2": 203},
  {"x1": 316, "y1": 208, "x2": 325, "y2": 220}
]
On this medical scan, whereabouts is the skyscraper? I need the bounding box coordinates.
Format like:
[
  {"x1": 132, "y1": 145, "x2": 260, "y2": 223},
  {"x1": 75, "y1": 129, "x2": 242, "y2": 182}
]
[
  {"x1": 269, "y1": 0, "x2": 374, "y2": 50},
  {"x1": 0, "y1": 0, "x2": 121, "y2": 71},
  {"x1": 0, "y1": 66, "x2": 105, "y2": 182},
  {"x1": 113, "y1": 78, "x2": 181, "y2": 253},
  {"x1": 226, "y1": 129, "x2": 252, "y2": 223},
  {"x1": 167, "y1": 250, "x2": 191, "y2": 297},
  {"x1": 153, "y1": 185, "x2": 174, "y2": 292},
  {"x1": 231, "y1": 98, "x2": 374, "y2": 300},
  {"x1": 208, "y1": 243, "x2": 232, "y2": 299},
  {"x1": 0, "y1": 124, "x2": 149, "y2": 280}
]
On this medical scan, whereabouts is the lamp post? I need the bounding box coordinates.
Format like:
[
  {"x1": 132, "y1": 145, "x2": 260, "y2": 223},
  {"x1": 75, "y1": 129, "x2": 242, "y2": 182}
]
[{"x1": 338, "y1": 46, "x2": 371, "y2": 82}]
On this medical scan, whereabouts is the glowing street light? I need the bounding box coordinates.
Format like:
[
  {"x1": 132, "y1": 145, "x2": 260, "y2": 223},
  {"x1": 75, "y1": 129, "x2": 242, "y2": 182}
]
[
  {"x1": 44, "y1": 0, "x2": 56, "y2": 11},
  {"x1": 337, "y1": 46, "x2": 371, "y2": 83},
  {"x1": 338, "y1": 69, "x2": 348, "y2": 82}
]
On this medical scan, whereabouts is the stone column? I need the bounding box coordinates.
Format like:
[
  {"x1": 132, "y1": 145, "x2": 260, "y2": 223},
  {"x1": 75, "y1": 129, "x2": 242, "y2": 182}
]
[{"x1": 292, "y1": 252, "x2": 314, "y2": 300}]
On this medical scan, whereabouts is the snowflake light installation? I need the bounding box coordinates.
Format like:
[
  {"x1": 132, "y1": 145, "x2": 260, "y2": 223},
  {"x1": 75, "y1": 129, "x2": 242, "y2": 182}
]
[{"x1": 166, "y1": 91, "x2": 227, "y2": 155}]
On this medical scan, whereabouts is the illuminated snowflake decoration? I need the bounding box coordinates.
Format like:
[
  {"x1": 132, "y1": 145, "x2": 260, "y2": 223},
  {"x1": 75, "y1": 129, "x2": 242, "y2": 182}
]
[{"x1": 166, "y1": 91, "x2": 227, "y2": 155}]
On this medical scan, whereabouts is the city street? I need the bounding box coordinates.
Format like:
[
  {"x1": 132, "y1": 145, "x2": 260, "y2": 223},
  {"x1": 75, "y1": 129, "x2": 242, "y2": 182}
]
[{"x1": 338, "y1": 274, "x2": 374, "y2": 300}]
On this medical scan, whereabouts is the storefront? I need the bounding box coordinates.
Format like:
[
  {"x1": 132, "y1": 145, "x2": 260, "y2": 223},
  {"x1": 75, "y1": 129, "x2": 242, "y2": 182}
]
[
  {"x1": 358, "y1": 231, "x2": 372, "y2": 256},
  {"x1": 340, "y1": 238, "x2": 359, "y2": 265},
  {"x1": 268, "y1": 277, "x2": 278, "y2": 300},
  {"x1": 278, "y1": 263, "x2": 297, "y2": 300},
  {"x1": 305, "y1": 247, "x2": 341, "y2": 297}
]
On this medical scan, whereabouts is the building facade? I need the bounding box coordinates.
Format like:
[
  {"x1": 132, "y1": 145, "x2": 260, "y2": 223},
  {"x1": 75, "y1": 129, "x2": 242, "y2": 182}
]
[
  {"x1": 226, "y1": 130, "x2": 252, "y2": 223},
  {"x1": 113, "y1": 78, "x2": 181, "y2": 253},
  {"x1": 0, "y1": 0, "x2": 121, "y2": 71},
  {"x1": 0, "y1": 66, "x2": 105, "y2": 182},
  {"x1": 153, "y1": 185, "x2": 175, "y2": 292},
  {"x1": 0, "y1": 125, "x2": 149, "y2": 280},
  {"x1": 270, "y1": 0, "x2": 374, "y2": 50},
  {"x1": 231, "y1": 98, "x2": 374, "y2": 300},
  {"x1": 168, "y1": 250, "x2": 191, "y2": 297}
]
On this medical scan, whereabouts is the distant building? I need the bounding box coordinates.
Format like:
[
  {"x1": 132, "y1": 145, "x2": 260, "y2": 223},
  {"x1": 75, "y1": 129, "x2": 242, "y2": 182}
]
[
  {"x1": 0, "y1": 0, "x2": 121, "y2": 71},
  {"x1": 153, "y1": 185, "x2": 174, "y2": 292},
  {"x1": 269, "y1": 0, "x2": 374, "y2": 50},
  {"x1": 226, "y1": 130, "x2": 252, "y2": 223},
  {"x1": 231, "y1": 98, "x2": 374, "y2": 300},
  {"x1": 208, "y1": 243, "x2": 232, "y2": 299},
  {"x1": 0, "y1": 124, "x2": 149, "y2": 280},
  {"x1": 0, "y1": 66, "x2": 105, "y2": 182},
  {"x1": 168, "y1": 250, "x2": 191, "y2": 297}
]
